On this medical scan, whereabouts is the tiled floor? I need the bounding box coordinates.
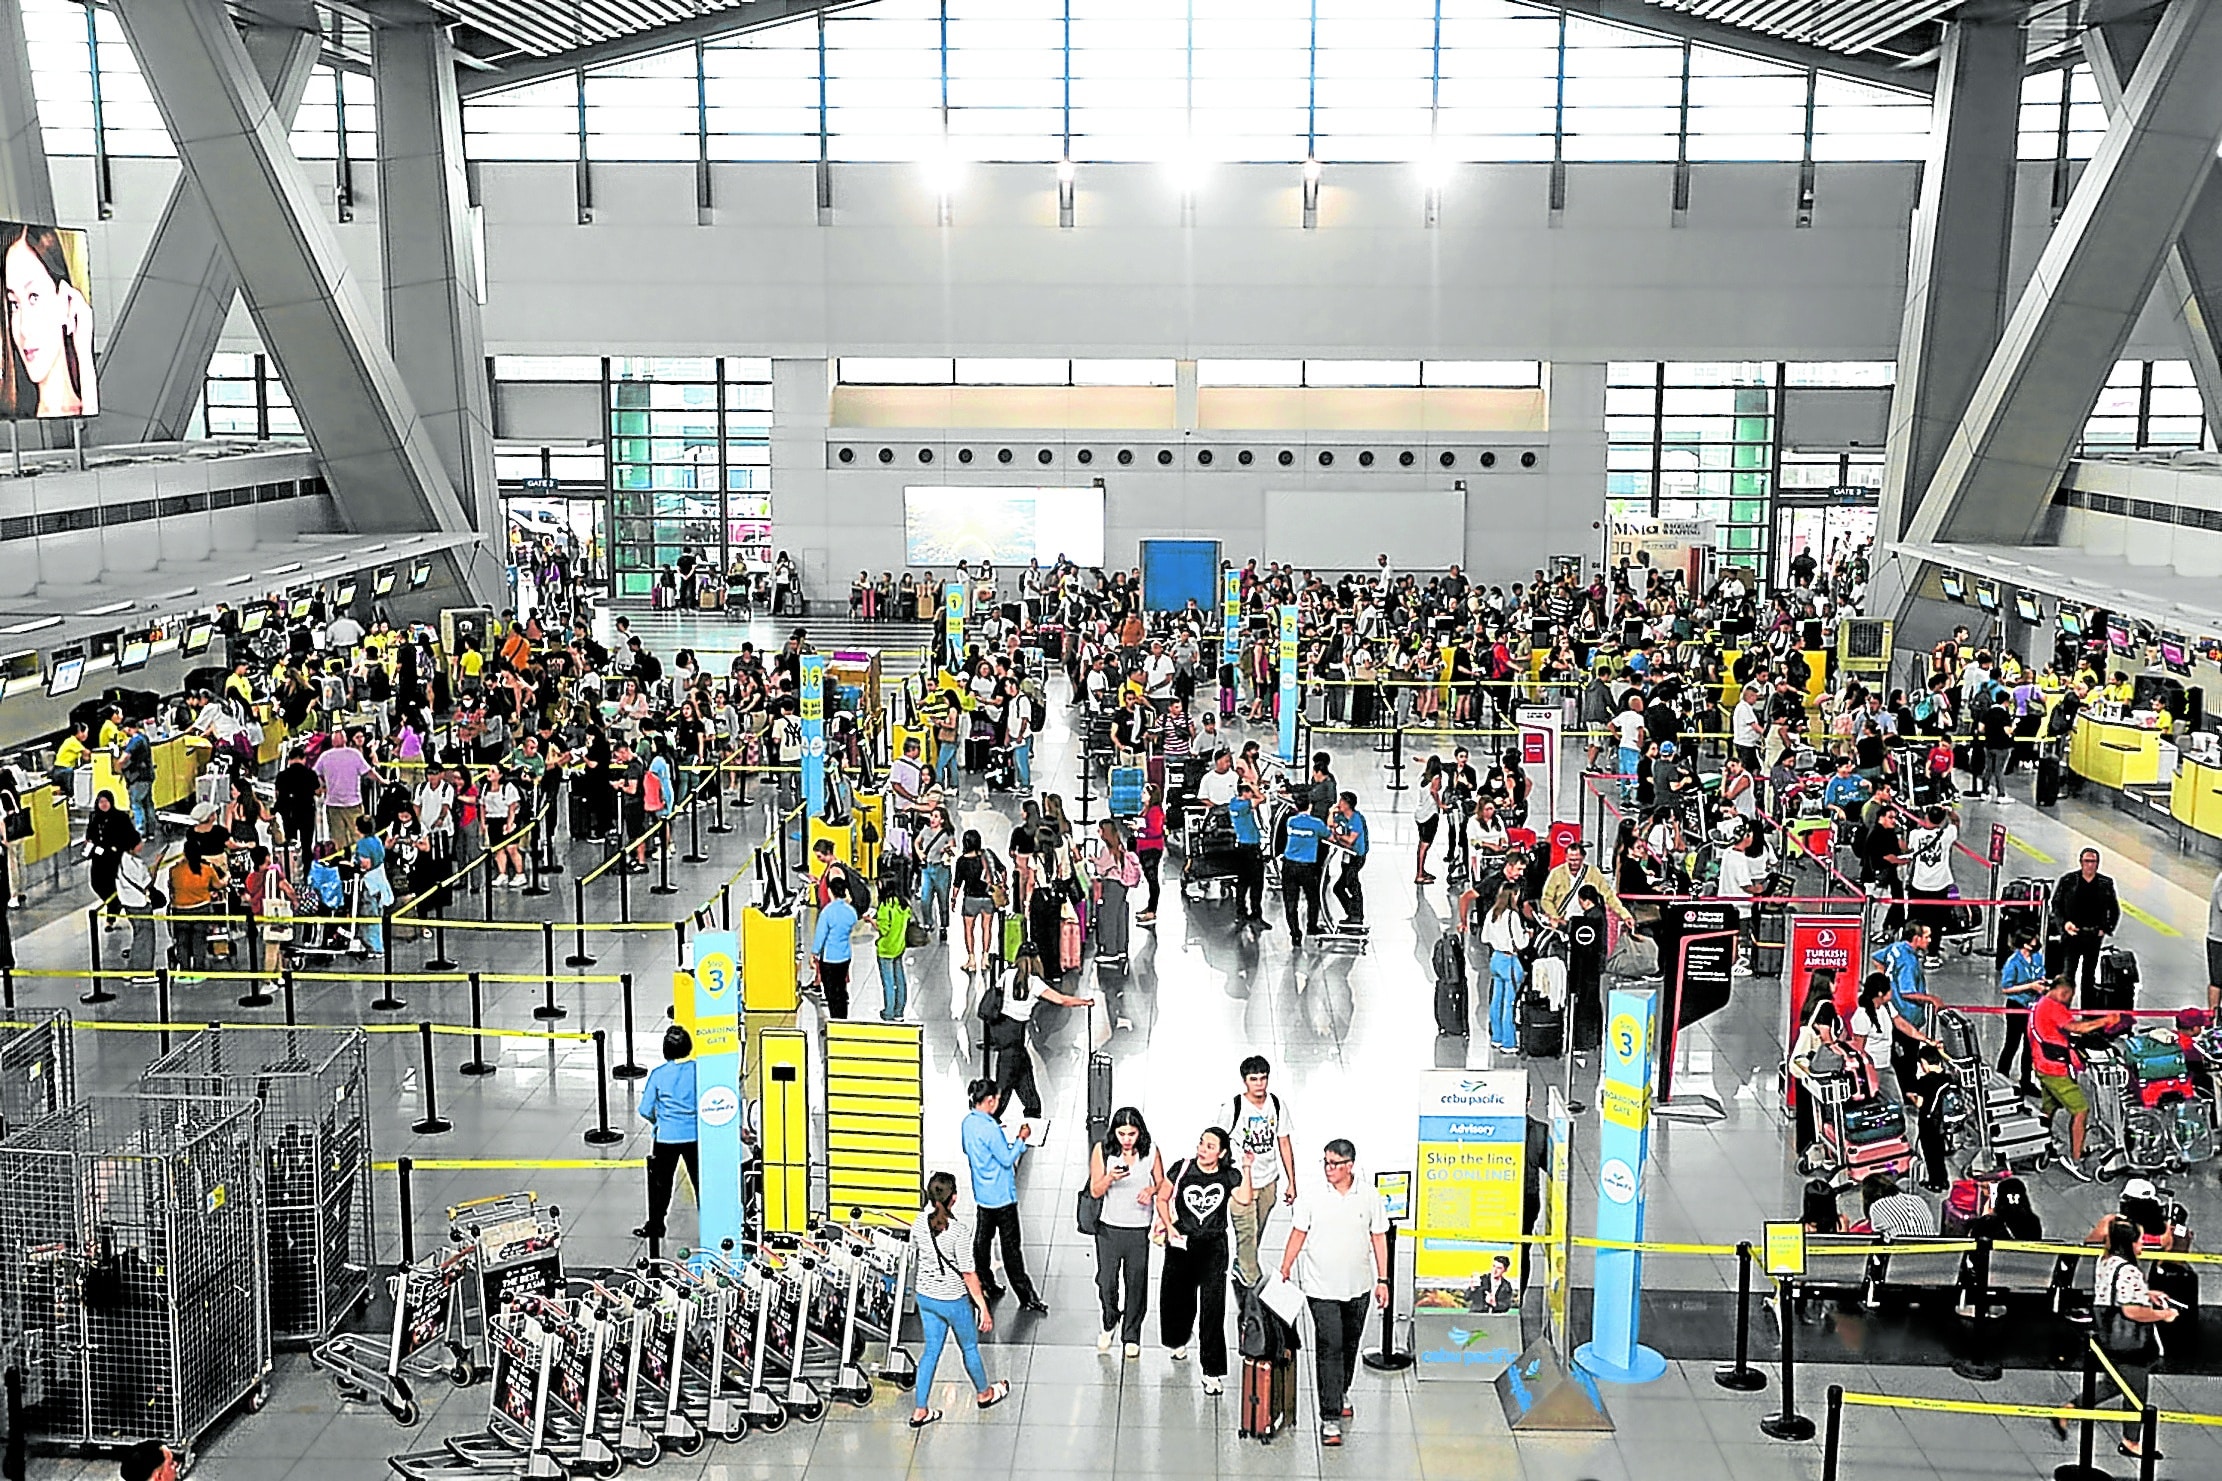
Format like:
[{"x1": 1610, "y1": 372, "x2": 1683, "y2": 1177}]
[{"x1": 12, "y1": 612, "x2": 2222, "y2": 1478}]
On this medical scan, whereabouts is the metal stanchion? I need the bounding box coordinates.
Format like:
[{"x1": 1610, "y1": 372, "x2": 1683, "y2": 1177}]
[
  {"x1": 709, "y1": 760, "x2": 733, "y2": 835},
  {"x1": 564, "y1": 887, "x2": 596, "y2": 967},
  {"x1": 1384, "y1": 722, "x2": 1408, "y2": 791},
  {"x1": 619, "y1": 853, "x2": 634, "y2": 922},
  {"x1": 83, "y1": 909, "x2": 114, "y2": 1004},
  {"x1": 522, "y1": 812, "x2": 550, "y2": 898},
  {"x1": 583, "y1": 1031, "x2": 624, "y2": 1146},
  {"x1": 1758, "y1": 1276, "x2": 1815, "y2": 1440},
  {"x1": 614, "y1": 971, "x2": 646, "y2": 1079},
  {"x1": 721, "y1": 881, "x2": 733, "y2": 933},
  {"x1": 1359, "y1": 1220, "x2": 1413, "y2": 1372},
  {"x1": 2136, "y1": 1408, "x2": 2157, "y2": 1481},
  {"x1": 2054, "y1": 1341, "x2": 2112, "y2": 1481},
  {"x1": 371, "y1": 911, "x2": 406, "y2": 1012},
  {"x1": 459, "y1": 971, "x2": 496, "y2": 1077},
  {"x1": 396, "y1": 1156, "x2": 417, "y2": 1265},
  {"x1": 411, "y1": 1021, "x2": 452, "y2": 1135},
  {"x1": 282, "y1": 967, "x2": 298, "y2": 1026},
  {"x1": 1952, "y1": 1237, "x2": 2002, "y2": 1382},
  {"x1": 534, "y1": 953, "x2": 567, "y2": 1021},
  {"x1": 683, "y1": 794, "x2": 709, "y2": 864},
  {"x1": 1713, "y1": 1241, "x2": 1768, "y2": 1391},
  {"x1": 0, "y1": 969, "x2": 11, "y2": 1011},
  {"x1": 1819, "y1": 1385, "x2": 1843, "y2": 1481},
  {"x1": 237, "y1": 908, "x2": 273, "y2": 1007},
  {"x1": 652, "y1": 820, "x2": 678, "y2": 895},
  {"x1": 424, "y1": 917, "x2": 456, "y2": 974}
]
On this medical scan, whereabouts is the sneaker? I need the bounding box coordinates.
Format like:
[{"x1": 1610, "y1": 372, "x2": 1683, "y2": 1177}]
[
  {"x1": 1097, "y1": 1328, "x2": 1115, "y2": 1353},
  {"x1": 1169, "y1": 1346, "x2": 1189, "y2": 1362},
  {"x1": 2061, "y1": 1155, "x2": 2093, "y2": 1182},
  {"x1": 1201, "y1": 1375, "x2": 1223, "y2": 1396},
  {"x1": 1320, "y1": 1421, "x2": 1343, "y2": 1446},
  {"x1": 1124, "y1": 1343, "x2": 1141, "y2": 1360}
]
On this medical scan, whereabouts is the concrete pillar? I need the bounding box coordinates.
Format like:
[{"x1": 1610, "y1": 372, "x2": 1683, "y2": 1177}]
[
  {"x1": 89, "y1": 22, "x2": 320, "y2": 447},
  {"x1": 0, "y1": 0, "x2": 55, "y2": 223},
  {"x1": 770, "y1": 357, "x2": 832, "y2": 599},
  {"x1": 1902, "y1": 0, "x2": 2222, "y2": 550},
  {"x1": 108, "y1": 0, "x2": 484, "y2": 584},
  {"x1": 374, "y1": 20, "x2": 501, "y2": 555},
  {"x1": 1542, "y1": 361, "x2": 1608, "y2": 575},
  {"x1": 1876, "y1": 17, "x2": 2025, "y2": 552}
]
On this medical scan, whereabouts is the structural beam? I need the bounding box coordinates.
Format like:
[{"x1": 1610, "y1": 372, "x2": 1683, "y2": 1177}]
[
  {"x1": 1900, "y1": 0, "x2": 2222, "y2": 550},
  {"x1": 1876, "y1": 15, "x2": 2026, "y2": 552},
  {"x1": 1522, "y1": 1, "x2": 1936, "y2": 96},
  {"x1": 108, "y1": 0, "x2": 478, "y2": 559},
  {"x1": 90, "y1": 21, "x2": 321, "y2": 447},
  {"x1": 374, "y1": 19, "x2": 501, "y2": 562},
  {"x1": 2085, "y1": 13, "x2": 2222, "y2": 438},
  {"x1": 0, "y1": 0, "x2": 55, "y2": 223},
  {"x1": 457, "y1": 0, "x2": 873, "y2": 98}
]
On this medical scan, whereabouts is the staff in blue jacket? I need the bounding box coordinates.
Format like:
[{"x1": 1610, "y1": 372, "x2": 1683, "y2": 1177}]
[{"x1": 634, "y1": 1024, "x2": 699, "y2": 1241}]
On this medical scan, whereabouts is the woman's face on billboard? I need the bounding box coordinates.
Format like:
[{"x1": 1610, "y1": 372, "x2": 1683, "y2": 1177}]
[{"x1": 5, "y1": 235, "x2": 81, "y2": 410}]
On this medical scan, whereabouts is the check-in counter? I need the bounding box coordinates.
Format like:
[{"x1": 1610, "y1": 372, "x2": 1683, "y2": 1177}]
[
  {"x1": 87, "y1": 732, "x2": 212, "y2": 812},
  {"x1": 2173, "y1": 757, "x2": 2222, "y2": 840},
  {"x1": 2070, "y1": 713, "x2": 2161, "y2": 789},
  {"x1": 21, "y1": 782, "x2": 68, "y2": 868}
]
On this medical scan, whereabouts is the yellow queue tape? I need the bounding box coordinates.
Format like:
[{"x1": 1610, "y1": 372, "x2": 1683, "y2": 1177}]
[
  {"x1": 66, "y1": 1018, "x2": 593, "y2": 1041},
  {"x1": 1837, "y1": 1392, "x2": 2125, "y2": 1423},
  {"x1": 3, "y1": 967, "x2": 622, "y2": 984},
  {"x1": 2088, "y1": 1342, "x2": 2146, "y2": 1409},
  {"x1": 374, "y1": 1158, "x2": 645, "y2": 1172},
  {"x1": 396, "y1": 810, "x2": 544, "y2": 916},
  {"x1": 1571, "y1": 1237, "x2": 1745, "y2": 1257}
]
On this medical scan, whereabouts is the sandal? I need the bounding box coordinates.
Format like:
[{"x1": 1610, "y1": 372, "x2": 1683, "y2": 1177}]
[
  {"x1": 2118, "y1": 1443, "x2": 2160, "y2": 1461},
  {"x1": 908, "y1": 1408, "x2": 944, "y2": 1429},
  {"x1": 977, "y1": 1380, "x2": 1010, "y2": 1411}
]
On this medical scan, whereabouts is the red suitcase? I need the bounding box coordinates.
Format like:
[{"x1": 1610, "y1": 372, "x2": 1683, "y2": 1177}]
[
  {"x1": 1239, "y1": 1354, "x2": 1295, "y2": 1442},
  {"x1": 1061, "y1": 913, "x2": 1085, "y2": 972}
]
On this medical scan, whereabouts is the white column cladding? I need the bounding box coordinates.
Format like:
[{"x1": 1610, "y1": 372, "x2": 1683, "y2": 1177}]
[
  {"x1": 771, "y1": 357, "x2": 834, "y2": 600},
  {"x1": 1541, "y1": 361, "x2": 1608, "y2": 573},
  {"x1": 0, "y1": 0, "x2": 56, "y2": 224}
]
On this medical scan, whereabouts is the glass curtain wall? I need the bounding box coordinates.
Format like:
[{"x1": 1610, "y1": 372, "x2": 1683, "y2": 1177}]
[{"x1": 607, "y1": 358, "x2": 774, "y2": 599}]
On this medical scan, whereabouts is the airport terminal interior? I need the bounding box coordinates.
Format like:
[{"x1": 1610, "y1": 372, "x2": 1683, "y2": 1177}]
[{"x1": 6, "y1": 1, "x2": 2222, "y2": 1479}]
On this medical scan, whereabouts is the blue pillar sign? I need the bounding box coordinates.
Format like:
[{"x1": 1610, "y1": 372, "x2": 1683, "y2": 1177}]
[
  {"x1": 1576, "y1": 986, "x2": 1667, "y2": 1384},
  {"x1": 678, "y1": 930, "x2": 742, "y2": 1261},
  {"x1": 1223, "y1": 567, "x2": 1241, "y2": 652},
  {"x1": 800, "y1": 654, "x2": 826, "y2": 820},
  {"x1": 942, "y1": 582, "x2": 968, "y2": 669},
  {"x1": 1277, "y1": 603, "x2": 1298, "y2": 765}
]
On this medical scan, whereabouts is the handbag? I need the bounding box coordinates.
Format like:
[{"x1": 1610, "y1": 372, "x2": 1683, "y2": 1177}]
[
  {"x1": 2097, "y1": 1263, "x2": 2160, "y2": 1364},
  {"x1": 1, "y1": 804, "x2": 28, "y2": 843},
  {"x1": 905, "y1": 917, "x2": 932, "y2": 949},
  {"x1": 1075, "y1": 1184, "x2": 1103, "y2": 1237}
]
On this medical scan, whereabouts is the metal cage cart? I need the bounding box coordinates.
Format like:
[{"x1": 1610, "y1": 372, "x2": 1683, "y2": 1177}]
[
  {"x1": 0, "y1": 1095, "x2": 271, "y2": 1465},
  {"x1": 141, "y1": 1026, "x2": 374, "y2": 1345},
  {"x1": 0, "y1": 1006, "x2": 73, "y2": 1138}
]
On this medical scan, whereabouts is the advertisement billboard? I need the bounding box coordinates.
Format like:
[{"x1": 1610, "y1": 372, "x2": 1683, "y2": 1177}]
[{"x1": 2, "y1": 221, "x2": 97, "y2": 420}]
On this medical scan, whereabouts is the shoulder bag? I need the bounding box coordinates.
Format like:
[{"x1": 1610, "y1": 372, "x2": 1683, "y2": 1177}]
[
  {"x1": 1075, "y1": 1159, "x2": 1104, "y2": 1236},
  {"x1": 2096, "y1": 1261, "x2": 2161, "y2": 1365}
]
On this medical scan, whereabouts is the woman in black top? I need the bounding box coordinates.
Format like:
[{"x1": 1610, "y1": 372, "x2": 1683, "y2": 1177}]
[
  {"x1": 1154, "y1": 1127, "x2": 1242, "y2": 1392},
  {"x1": 953, "y1": 829, "x2": 996, "y2": 971},
  {"x1": 85, "y1": 791, "x2": 140, "y2": 925}
]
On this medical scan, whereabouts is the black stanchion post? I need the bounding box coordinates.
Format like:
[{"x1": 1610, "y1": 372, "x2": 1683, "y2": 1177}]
[
  {"x1": 1, "y1": 969, "x2": 10, "y2": 1011},
  {"x1": 534, "y1": 953, "x2": 567, "y2": 1022},
  {"x1": 1819, "y1": 1385, "x2": 1843, "y2": 1481},
  {"x1": 371, "y1": 911, "x2": 405, "y2": 1011},
  {"x1": 459, "y1": 971, "x2": 496, "y2": 1077},
  {"x1": 1713, "y1": 1241, "x2": 1768, "y2": 1391},
  {"x1": 2136, "y1": 1408, "x2": 2157, "y2": 1481},
  {"x1": 710, "y1": 758, "x2": 733, "y2": 834},
  {"x1": 2055, "y1": 1341, "x2": 2109, "y2": 1481},
  {"x1": 684, "y1": 793, "x2": 709, "y2": 864},
  {"x1": 1359, "y1": 1221, "x2": 1413, "y2": 1371},
  {"x1": 584, "y1": 1030, "x2": 624, "y2": 1146},
  {"x1": 83, "y1": 907, "x2": 114, "y2": 1004},
  {"x1": 237, "y1": 908, "x2": 273, "y2": 1007},
  {"x1": 523, "y1": 813, "x2": 550, "y2": 898},
  {"x1": 653, "y1": 820, "x2": 678, "y2": 895},
  {"x1": 1758, "y1": 1276, "x2": 1815, "y2": 1440},
  {"x1": 620, "y1": 853, "x2": 634, "y2": 922},
  {"x1": 412, "y1": 1021, "x2": 452, "y2": 1134},
  {"x1": 425, "y1": 918, "x2": 456, "y2": 974},
  {"x1": 614, "y1": 971, "x2": 646, "y2": 1079},
  {"x1": 1385, "y1": 722, "x2": 1407, "y2": 791},
  {"x1": 564, "y1": 886, "x2": 596, "y2": 967},
  {"x1": 721, "y1": 881, "x2": 733, "y2": 933},
  {"x1": 1952, "y1": 1237, "x2": 2002, "y2": 1382},
  {"x1": 396, "y1": 1156, "x2": 417, "y2": 1265},
  {"x1": 282, "y1": 967, "x2": 298, "y2": 1026},
  {"x1": 155, "y1": 968, "x2": 173, "y2": 1055}
]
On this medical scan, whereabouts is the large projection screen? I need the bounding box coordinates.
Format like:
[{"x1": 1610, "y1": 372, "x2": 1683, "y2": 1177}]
[
  {"x1": 905, "y1": 486, "x2": 1105, "y2": 566},
  {"x1": 1264, "y1": 488, "x2": 1466, "y2": 571},
  {"x1": 1, "y1": 220, "x2": 98, "y2": 419}
]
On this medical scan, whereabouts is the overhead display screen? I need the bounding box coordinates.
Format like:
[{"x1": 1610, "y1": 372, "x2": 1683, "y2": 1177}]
[
  {"x1": 904, "y1": 486, "x2": 1105, "y2": 566},
  {"x1": 1, "y1": 220, "x2": 98, "y2": 419}
]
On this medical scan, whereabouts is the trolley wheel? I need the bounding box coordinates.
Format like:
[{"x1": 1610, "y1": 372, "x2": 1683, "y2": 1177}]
[
  {"x1": 385, "y1": 1396, "x2": 420, "y2": 1427},
  {"x1": 720, "y1": 1420, "x2": 747, "y2": 1444},
  {"x1": 244, "y1": 1383, "x2": 270, "y2": 1414},
  {"x1": 752, "y1": 1406, "x2": 787, "y2": 1435},
  {"x1": 664, "y1": 1431, "x2": 705, "y2": 1458},
  {"x1": 793, "y1": 1400, "x2": 826, "y2": 1424},
  {"x1": 585, "y1": 1457, "x2": 623, "y2": 1480},
  {"x1": 622, "y1": 1441, "x2": 661, "y2": 1468},
  {"x1": 842, "y1": 1385, "x2": 874, "y2": 1409}
]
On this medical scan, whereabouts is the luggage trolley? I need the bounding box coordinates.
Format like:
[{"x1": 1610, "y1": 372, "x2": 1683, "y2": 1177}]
[
  {"x1": 509, "y1": 1291, "x2": 622, "y2": 1477},
  {"x1": 831, "y1": 1207, "x2": 919, "y2": 1390},
  {"x1": 388, "y1": 1310, "x2": 565, "y2": 1480},
  {"x1": 1796, "y1": 1067, "x2": 1914, "y2": 1187},
  {"x1": 314, "y1": 1242, "x2": 479, "y2": 1424},
  {"x1": 641, "y1": 1256, "x2": 748, "y2": 1445},
  {"x1": 764, "y1": 1242, "x2": 828, "y2": 1422},
  {"x1": 1934, "y1": 1009, "x2": 2051, "y2": 1176},
  {"x1": 699, "y1": 1242, "x2": 791, "y2": 1432},
  {"x1": 800, "y1": 1222, "x2": 883, "y2": 1408},
  {"x1": 453, "y1": 1193, "x2": 567, "y2": 1381}
]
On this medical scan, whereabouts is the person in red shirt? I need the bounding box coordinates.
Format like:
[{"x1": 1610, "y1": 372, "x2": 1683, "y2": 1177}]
[{"x1": 2028, "y1": 975, "x2": 2116, "y2": 1178}]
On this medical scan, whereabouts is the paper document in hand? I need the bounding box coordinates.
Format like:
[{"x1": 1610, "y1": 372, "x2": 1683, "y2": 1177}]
[{"x1": 1261, "y1": 1275, "x2": 1307, "y2": 1324}]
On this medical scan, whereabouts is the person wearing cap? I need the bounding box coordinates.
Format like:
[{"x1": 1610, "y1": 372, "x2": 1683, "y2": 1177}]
[{"x1": 633, "y1": 1024, "x2": 699, "y2": 1242}]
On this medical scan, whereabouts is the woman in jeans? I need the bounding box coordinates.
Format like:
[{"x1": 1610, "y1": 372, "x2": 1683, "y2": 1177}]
[
  {"x1": 914, "y1": 805, "x2": 956, "y2": 944},
  {"x1": 1089, "y1": 1106, "x2": 1165, "y2": 1358},
  {"x1": 907, "y1": 1171, "x2": 1009, "y2": 1428}
]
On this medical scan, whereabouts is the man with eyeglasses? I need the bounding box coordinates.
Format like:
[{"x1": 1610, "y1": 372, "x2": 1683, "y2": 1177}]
[{"x1": 1277, "y1": 1138, "x2": 1388, "y2": 1449}]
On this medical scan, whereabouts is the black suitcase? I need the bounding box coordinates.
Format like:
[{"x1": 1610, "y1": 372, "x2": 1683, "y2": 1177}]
[
  {"x1": 2149, "y1": 1259, "x2": 2200, "y2": 1322},
  {"x1": 1996, "y1": 879, "x2": 2050, "y2": 965},
  {"x1": 569, "y1": 790, "x2": 597, "y2": 841},
  {"x1": 1432, "y1": 934, "x2": 1468, "y2": 1037},
  {"x1": 2035, "y1": 755, "x2": 2062, "y2": 807},
  {"x1": 2091, "y1": 947, "x2": 2139, "y2": 1012},
  {"x1": 1517, "y1": 993, "x2": 1563, "y2": 1058},
  {"x1": 1086, "y1": 1050, "x2": 1114, "y2": 1145}
]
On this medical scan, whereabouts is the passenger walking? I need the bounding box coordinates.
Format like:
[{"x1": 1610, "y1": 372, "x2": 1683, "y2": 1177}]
[
  {"x1": 2074, "y1": 1214, "x2": 2178, "y2": 1461},
  {"x1": 1156, "y1": 1126, "x2": 1240, "y2": 1395},
  {"x1": 2052, "y1": 848, "x2": 2120, "y2": 999},
  {"x1": 959, "y1": 1079, "x2": 1048, "y2": 1312},
  {"x1": 873, "y1": 876, "x2": 912, "y2": 1020},
  {"x1": 1227, "y1": 1056, "x2": 1298, "y2": 1242},
  {"x1": 1278, "y1": 1138, "x2": 1390, "y2": 1448},
  {"x1": 632, "y1": 1025, "x2": 699, "y2": 1242},
  {"x1": 907, "y1": 1171, "x2": 1010, "y2": 1428},
  {"x1": 1089, "y1": 1106, "x2": 1165, "y2": 1357},
  {"x1": 986, "y1": 948, "x2": 1094, "y2": 1117}
]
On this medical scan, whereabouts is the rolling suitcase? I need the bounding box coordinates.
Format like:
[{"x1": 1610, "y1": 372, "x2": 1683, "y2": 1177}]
[
  {"x1": 1061, "y1": 911, "x2": 1085, "y2": 973},
  {"x1": 1432, "y1": 933, "x2": 1469, "y2": 1037},
  {"x1": 1517, "y1": 992, "x2": 1564, "y2": 1059},
  {"x1": 2035, "y1": 755, "x2": 2062, "y2": 807},
  {"x1": 1996, "y1": 878, "x2": 2050, "y2": 965},
  {"x1": 2091, "y1": 946, "x2": 2139, "y2": 1012},
  {"x1": 1240, "y1": 1354, "x2": 1296, "y2": 1442},
  {"x1": 1086, "y1": 1049, "x2": 1114, "y2": 1145}
]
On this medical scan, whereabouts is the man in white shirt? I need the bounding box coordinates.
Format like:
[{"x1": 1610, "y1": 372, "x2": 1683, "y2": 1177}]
[
  {"x1": 1142, "y1": 640, "x2": 1176, "y2": 713},
  {"x1": 1905, "y1": 803, "x2": 1960, "y2": 953},
  {"x1": 325, "y1": 612, "x2": 365, "y2": 652},
  {"x1": 1278, "y1": 1137, "x2": 1389, "y2": 1448},
  {"x1": 1731, "y1": 684, "x2": 1764, "y2": 772},
  {"x1": 1198, "y1": 750, "x2": 1239, "y2": 808}
]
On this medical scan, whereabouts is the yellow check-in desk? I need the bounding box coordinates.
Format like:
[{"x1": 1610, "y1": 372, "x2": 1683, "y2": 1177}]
[
  {"x1": 21, "y1": 782, "x2": 68, "y2": 868},
  {"x1": 2172, "y1": 757, "x2": 2222, "y2": 840},
  {"x1": 2070, "y1": 713, "x2": 2162, "y2": 790},
  {"x1": 88, "y1": 733, "x2": 214, "y2": 813}
]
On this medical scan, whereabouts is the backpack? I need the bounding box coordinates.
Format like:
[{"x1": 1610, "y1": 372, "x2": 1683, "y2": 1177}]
[
  {"x1": 642, "y1": 767, "x2": 667, "y2": 812},
  {"x1": 1029, "y1": 694, "x2": 1047, "y2": 731},
  {"x1": 121, "y1": 736, "x2": 154, "y2": 784}
]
